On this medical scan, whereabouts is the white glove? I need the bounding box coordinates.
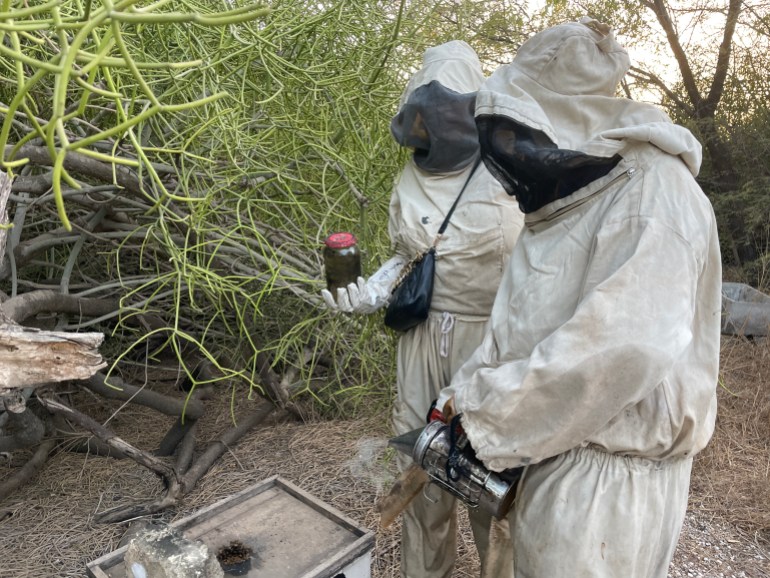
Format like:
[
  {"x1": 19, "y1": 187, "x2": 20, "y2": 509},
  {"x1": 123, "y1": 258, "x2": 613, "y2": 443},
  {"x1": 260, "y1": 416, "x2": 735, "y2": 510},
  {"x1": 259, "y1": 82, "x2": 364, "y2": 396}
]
[{"x1": 321, "y1": 255, "x2": 408, "y2": 314}]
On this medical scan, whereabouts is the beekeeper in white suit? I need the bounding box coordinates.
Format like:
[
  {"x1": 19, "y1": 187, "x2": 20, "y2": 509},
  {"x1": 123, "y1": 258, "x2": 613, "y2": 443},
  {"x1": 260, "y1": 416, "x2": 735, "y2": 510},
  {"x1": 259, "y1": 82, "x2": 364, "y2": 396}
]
[
  {"x1": 437, "y1": 18, "x2": 722, "y2": 577},
  {"x1": 323, "y1": 41, "x2": 524, "y2": 577}
]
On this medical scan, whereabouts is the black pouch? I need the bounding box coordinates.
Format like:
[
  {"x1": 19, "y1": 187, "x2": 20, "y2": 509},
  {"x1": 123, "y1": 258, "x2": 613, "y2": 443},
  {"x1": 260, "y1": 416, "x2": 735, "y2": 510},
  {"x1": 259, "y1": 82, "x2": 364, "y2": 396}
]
[
  {"x1": 384, "y1": 247, "x2": 436, "y2": 332},
  {"x1": 382, "y1": 156, "x2": 481, "y2": 333}
]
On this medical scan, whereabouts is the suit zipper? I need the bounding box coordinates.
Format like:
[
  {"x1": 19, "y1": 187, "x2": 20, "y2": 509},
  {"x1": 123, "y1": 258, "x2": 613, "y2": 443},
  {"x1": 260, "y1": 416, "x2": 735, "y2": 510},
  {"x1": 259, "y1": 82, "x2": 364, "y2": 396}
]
[{"x1": 540, "y1": 167, "x2": 637, "y2": 223}]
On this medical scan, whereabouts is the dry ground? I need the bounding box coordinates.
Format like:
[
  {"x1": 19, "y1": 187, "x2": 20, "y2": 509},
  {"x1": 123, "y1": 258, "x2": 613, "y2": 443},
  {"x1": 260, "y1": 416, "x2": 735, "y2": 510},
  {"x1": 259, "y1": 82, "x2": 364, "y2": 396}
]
[{"x1": 0, "y1": 336, "x2": 769, "y2": 577}]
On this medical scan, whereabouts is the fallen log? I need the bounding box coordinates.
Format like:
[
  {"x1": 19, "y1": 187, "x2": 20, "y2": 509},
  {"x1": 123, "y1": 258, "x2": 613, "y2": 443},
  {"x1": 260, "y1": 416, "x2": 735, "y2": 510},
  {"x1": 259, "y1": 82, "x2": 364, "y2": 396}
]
[
  {"x1": 0, "y1": 170, "x2": 108, "y2": 500},
  {"x1": 0, "y1": 325, "x2": 106, "y2": 392}
]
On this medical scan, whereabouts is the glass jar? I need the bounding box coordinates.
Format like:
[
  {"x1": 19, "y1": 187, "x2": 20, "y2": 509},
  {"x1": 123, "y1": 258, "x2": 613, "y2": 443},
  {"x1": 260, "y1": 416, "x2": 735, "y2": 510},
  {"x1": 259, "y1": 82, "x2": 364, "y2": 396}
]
[{"x1": 323, "y1": 232, "x2": 362, "y2": 296}]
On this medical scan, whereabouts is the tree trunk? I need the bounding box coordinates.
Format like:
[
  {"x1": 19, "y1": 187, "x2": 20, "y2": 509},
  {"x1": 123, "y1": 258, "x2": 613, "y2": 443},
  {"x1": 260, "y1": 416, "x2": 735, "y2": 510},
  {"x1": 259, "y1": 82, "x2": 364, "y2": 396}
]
[{"x1": 645, "y1": 0, "x2": 755, "y2": 268}]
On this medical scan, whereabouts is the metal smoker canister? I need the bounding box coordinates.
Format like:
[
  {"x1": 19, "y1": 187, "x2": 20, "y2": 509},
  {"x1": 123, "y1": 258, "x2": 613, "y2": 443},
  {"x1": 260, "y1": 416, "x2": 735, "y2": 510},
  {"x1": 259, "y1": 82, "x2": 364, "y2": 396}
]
[{"x1": 412, "y1": 419, "x2": 520, "y2": 519}]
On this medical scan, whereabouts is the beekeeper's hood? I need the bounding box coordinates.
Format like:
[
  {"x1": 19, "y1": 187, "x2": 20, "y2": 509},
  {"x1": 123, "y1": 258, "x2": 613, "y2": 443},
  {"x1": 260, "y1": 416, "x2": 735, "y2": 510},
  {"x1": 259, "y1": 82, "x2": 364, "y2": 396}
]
[
  {"x1": 391, "y1": 41, "x2": 484, "y2": 173},
  {"x1": 475, "y1": 17, "x2": 703, "y2": 213}
]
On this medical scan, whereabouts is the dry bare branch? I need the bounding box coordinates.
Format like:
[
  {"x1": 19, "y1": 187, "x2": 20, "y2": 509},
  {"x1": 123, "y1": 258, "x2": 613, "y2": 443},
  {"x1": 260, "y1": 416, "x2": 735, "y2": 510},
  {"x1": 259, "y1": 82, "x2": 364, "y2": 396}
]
[{"x1": 0, "y1": 326, "x2": 105, "y2": 391}]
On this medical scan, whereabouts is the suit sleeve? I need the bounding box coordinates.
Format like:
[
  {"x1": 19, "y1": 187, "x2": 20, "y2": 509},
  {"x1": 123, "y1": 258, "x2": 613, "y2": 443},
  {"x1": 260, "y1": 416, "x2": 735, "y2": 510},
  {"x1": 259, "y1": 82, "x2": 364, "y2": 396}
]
[{"x1": 448, "y1": 215, "x2": 703, "y2": 470}]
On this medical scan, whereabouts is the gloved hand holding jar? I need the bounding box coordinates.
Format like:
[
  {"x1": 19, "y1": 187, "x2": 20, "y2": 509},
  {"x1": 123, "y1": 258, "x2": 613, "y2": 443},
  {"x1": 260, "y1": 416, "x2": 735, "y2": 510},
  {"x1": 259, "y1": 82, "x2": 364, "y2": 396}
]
[{"x1": 321, "y1": 253, "x2": 407, "y2": 314}]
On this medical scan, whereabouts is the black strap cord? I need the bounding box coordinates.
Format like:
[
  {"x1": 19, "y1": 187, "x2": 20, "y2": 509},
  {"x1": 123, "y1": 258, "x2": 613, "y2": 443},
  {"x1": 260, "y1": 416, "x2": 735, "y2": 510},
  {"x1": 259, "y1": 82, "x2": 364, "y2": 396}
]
[
  {"x1": 445, "y1": 413, "x2": 467, "y2": 482},
  {"x1": 437, "y1": 155, "x2": 482, "y2": 236},
  {"x1": 425, "y1": 399, "x2": 438, "y2": 424}
]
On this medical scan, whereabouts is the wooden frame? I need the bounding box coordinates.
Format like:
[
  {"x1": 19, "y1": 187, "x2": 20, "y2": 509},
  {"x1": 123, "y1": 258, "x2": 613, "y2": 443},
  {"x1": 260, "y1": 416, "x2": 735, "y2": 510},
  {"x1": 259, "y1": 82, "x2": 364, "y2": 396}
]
[{"x1": 86, "y1": 476, "x2": 375, "y2": 578}]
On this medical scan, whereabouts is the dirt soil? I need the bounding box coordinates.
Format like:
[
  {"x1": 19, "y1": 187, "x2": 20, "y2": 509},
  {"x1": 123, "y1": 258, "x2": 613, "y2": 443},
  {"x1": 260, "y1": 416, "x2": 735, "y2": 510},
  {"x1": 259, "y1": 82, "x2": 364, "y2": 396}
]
[{"x1": 0, "y1": 336, "x2": 769, "y2": 577}]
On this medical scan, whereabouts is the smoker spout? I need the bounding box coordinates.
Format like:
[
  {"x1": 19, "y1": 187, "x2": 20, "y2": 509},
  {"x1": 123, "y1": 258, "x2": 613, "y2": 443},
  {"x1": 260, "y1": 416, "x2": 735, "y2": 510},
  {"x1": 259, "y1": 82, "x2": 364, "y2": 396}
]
[{"x1": 388, "y1": 427, "x2": 425, "y2": 456}]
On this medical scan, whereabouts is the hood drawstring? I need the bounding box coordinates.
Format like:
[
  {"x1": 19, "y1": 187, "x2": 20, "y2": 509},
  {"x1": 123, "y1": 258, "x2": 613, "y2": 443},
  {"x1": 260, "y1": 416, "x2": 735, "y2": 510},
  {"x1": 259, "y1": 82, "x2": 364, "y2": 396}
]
[{"x1": 440, "y1": 311, "x2": 455, "y2": 358}]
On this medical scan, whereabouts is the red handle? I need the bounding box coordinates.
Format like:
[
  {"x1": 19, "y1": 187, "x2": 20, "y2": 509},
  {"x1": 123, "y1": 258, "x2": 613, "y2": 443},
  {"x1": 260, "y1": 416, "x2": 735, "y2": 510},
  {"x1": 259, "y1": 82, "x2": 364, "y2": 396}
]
[{"x1": 428, "y1": 407, "x2": 446, "y2": 423}]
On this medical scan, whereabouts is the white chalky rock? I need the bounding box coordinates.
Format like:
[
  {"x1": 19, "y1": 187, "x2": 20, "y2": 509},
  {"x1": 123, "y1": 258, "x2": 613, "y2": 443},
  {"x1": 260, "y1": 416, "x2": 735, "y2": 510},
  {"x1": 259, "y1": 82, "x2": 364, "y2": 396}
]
[{"x1": 124, "y1": 525, "x2": 224, "y2": 578}]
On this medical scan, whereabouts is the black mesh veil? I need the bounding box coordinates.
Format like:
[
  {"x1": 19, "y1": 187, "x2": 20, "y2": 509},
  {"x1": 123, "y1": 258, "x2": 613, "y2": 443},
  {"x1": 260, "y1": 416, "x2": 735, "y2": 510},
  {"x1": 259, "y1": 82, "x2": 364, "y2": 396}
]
[
  {"x1": 391, "y1": 80, "x2": 480, "y2": 173},
  {"x1": 476, "y1": 115, "x2": 622, "y2": 214}
]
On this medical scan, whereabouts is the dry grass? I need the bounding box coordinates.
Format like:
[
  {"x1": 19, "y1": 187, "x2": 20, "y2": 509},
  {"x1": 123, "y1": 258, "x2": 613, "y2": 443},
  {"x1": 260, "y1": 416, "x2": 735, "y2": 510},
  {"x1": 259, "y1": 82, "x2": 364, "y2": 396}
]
[
  {"x1": 690, "y1": 336, "x2": 770, "y2": 538},
  {"x1": 0, "y1": 337, "x2": 768, "y2": 577}
]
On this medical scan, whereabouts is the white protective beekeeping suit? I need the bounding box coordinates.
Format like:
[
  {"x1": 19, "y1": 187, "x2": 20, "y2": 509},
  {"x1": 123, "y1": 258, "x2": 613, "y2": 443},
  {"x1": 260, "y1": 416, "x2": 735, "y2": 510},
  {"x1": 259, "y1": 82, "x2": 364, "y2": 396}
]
[
  {"x1": 323, "y1": 41, "x2": 524, "y2": 578},
  {"x1": 437, "y1": 18, "x2": 722, "y2": 578}
]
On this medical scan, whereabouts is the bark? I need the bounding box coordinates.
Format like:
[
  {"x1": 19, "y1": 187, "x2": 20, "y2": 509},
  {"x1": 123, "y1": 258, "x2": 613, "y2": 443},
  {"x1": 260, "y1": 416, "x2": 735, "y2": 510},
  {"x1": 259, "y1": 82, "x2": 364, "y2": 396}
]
[
  {"x1": 0, "y1": 326, "x2": 105, "y2": 391},
  {"x1": 83, "y1": 373, "x2": 204, "y2": 420},
  {"x1": 3, "y1": 145, "x2": 173, "y2": 195},
  {"x1": 0, "y1": 438, "x2": 56, "y2": 501},
  {"x1": 45, "y1": 412, "x2": 125, "y2": 458},
  {"x1": 253, "y1": 343, "x2": 303, "y2": 419},
  {"x1": 36, "y1": 395, "x2": 179, "y2": 484},
  {"x1": 94, "y1": 402, "x2": 275, "y2": 524},
  {"x1": 0, "y1": 393, "x2": 45, "y2": 452},
  {"x1": 83, "y1": 372, "x2": 206, "y2": 457},
  {"x1": 0, "y1": 171, "x2": 10, "y2": 262},
  {"x1": 156, "y1": 417, "x2": 198, "y2": 457},
  {"x1": 179, "y1": 403, "x2": 274, "y2": 488},
  {"x1": 0, "y1": 290, "x2": 118, "y2": 325},
  {"x1": 174, "y1": 421, "x2": 198, "y2": 474},
  {"x1": 64, "y1": 437, "x2": 129, "y2": 459}
]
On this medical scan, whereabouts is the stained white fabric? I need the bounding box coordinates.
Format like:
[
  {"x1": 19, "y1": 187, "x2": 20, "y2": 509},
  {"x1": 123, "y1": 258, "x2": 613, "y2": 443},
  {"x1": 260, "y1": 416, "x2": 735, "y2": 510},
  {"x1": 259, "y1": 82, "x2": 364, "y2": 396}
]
[
  {"x1": 398, "y1": 40, "x2": 484, "y2": 107},
  {"x1": 390, "y1": 161, "x2": 522, "y2": 575},
  {"x1": 511, "y1": 446, "x2": 692, "y2": 578},
  {"x1": 436, "y1": 18, "x2": 722, "y2": 578},
  {"x1": 474, "y1": 18, "x2": 677, "y2": 161},
  {"x1": 439, "y1": 311, "x2": 455, "y2": 358},
  {"x1": 388, "y1": 163, "x2": 522, "y2": 316},
  {"x1": 386, "y1": 41, "x2": 525, "y2": 578},
  {"x1": 392, "y1": 312, "x2": 511, "y2": 578},
  {"x1": 442, "y1": 147, "x2": 720, "y2": 470}
]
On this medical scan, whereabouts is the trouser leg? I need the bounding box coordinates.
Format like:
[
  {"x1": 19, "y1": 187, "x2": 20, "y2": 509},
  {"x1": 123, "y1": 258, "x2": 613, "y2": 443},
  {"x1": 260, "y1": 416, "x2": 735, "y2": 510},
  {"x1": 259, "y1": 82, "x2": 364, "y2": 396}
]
[
  {"x1": 510, "y1": 447, "x2": 692, "y2": 578},
  {"x1": 398, "y1": 458, "x2": 457, "y2": 578},
  {"x1": 397, "y1": 471, "x2": 515, "y2": 578},
  {"x1": 469, "y1": 508, "x2": 514, "y2": 578},
  {"x1": 393, "y1": 315, "x2": 491, "y2": 578}
]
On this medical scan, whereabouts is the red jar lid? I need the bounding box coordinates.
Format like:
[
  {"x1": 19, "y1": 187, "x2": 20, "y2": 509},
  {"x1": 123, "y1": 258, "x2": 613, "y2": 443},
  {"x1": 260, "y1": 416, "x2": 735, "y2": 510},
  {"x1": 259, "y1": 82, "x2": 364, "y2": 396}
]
[{"x1": 324, "y1": 232, "x2": 357, "y2": 249}]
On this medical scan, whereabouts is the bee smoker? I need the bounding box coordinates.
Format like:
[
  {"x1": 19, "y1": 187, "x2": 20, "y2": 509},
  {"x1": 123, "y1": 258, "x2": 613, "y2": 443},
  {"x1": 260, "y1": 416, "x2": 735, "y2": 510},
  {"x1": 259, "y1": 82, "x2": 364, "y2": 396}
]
[{"x1": 391, "y1": 418, "x2": 522, "y2": 519}]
